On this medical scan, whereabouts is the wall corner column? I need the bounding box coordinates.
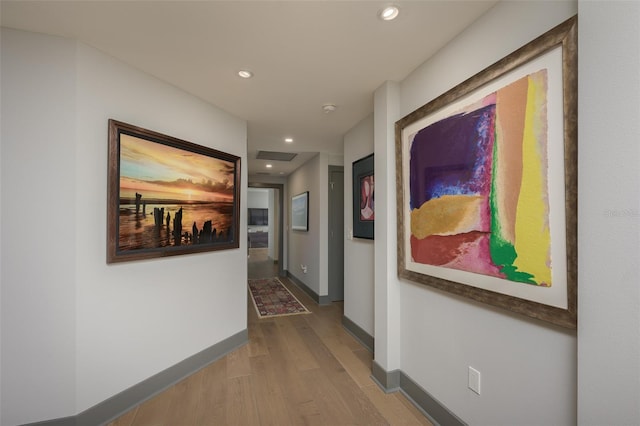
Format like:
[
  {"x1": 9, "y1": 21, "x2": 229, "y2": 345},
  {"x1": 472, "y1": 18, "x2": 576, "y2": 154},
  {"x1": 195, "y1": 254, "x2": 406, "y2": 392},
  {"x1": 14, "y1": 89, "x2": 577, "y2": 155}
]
[{"x1": 373, "y1": 81, "x2": 401, "y2": 373}]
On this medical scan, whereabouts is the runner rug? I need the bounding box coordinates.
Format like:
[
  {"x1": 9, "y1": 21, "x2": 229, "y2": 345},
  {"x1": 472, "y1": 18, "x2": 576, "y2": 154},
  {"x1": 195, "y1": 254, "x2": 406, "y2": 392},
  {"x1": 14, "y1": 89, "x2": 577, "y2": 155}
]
[{"x1": 248, "y1": 277, "x2": 311, "y2": 318}]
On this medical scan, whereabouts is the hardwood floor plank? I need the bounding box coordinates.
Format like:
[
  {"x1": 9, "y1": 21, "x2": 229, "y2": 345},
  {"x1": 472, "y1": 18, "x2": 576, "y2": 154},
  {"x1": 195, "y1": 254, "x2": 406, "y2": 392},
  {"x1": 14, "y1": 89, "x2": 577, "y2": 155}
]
[
  {"x1": 161, "y1": 369, "x2": 203, "y2": 425},
  {"x1": 361, "y1": 384, "x2": 434, "y2": 426},
  {"x1": 321, "y1": 334, "x2": 375, "y2": 388},
  {"x1": 254, "y1": 318, "x2": 324, "y2": 424},
  {"x1": 249, "y1": 354, "x2": 297, "y2": 425},
  {"x1": 247, "y1": 318, "x2": 269, "y2": 357},
  {"x1": 127, "y1": 384, "x2": 173, "y2": 425},
  {"x1": 225, "y1": 375, "x2": 260, "y2": 425},
  {"x1": 107, "y1": 406, "x2": 137, "y2": 426},
  {"x1": 353, "y1": 346, "x2": 373, "y2": 369},
  {"x1": 299, "y1": 367, "x2": 358, "y2": 425},
  {"x1": 107, "y1": 260, "x2": 431, "y2": 425},
  {"x1": 276, "y1": 316, "x2": 320, "y2": 371},
  {"x1": 271, "y1": 357, "x2": 324, "y2": 425},
  {"x1": 194, "y1": 357, "x2": 227, "y2": 425},
  {"x1": 295, "y1": 314, "x2": 390, "y2": 425},
  {"x1": 226, "y1": 341, "x2": 251, "y2": 379}
]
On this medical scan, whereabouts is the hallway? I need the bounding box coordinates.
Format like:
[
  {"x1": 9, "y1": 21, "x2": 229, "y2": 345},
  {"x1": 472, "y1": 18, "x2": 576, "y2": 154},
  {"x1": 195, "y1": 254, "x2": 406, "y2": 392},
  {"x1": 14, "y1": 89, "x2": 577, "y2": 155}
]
[{"x1": 107, "y1": 258, "x2": 432, "y2": 425}]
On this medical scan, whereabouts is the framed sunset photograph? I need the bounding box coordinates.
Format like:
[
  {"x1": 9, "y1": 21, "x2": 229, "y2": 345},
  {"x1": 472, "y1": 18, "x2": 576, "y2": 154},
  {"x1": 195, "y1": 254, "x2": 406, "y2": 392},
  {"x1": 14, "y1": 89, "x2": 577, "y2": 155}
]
[{"x1": 107, "y1": 119, "x2": 241, "y2": 263}]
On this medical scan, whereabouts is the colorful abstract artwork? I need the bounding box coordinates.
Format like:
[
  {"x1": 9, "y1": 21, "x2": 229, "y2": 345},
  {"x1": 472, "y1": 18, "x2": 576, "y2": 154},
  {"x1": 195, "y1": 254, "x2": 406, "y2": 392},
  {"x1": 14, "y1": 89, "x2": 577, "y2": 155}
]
[
  {"x1": 408, "y1": 70, "x2": 551, "y2": 287},
  {"x1": 396, "y1": 15, "x2": 577, "y2": 328},
  {"x1": 360, "y1": 174, "x2": 375, "y2": 221}
]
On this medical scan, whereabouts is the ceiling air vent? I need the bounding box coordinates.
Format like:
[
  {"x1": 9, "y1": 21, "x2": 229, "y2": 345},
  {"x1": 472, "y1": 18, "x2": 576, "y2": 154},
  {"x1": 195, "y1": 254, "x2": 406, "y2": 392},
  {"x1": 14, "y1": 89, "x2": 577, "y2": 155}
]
[{"x1": 256, "y1": 151, "x2": 297, "y2": 162}]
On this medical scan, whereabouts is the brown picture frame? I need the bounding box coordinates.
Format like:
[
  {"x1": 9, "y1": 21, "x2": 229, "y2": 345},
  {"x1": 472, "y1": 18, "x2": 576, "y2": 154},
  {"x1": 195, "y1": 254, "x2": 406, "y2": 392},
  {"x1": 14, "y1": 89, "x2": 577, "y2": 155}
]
[
  {"x1": 107, "y1": 119, "x2": 241, "y2": 263},
  {"x1": 395, "y1": 16, "x2": 577, "y2": 328}
]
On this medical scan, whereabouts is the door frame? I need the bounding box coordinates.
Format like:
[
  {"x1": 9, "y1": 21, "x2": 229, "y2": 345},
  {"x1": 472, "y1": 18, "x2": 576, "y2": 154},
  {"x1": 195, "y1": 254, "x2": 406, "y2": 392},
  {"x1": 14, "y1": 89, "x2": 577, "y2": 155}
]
[{"x1": 248, "y1": 182, "x2": 285, "y2": 277}]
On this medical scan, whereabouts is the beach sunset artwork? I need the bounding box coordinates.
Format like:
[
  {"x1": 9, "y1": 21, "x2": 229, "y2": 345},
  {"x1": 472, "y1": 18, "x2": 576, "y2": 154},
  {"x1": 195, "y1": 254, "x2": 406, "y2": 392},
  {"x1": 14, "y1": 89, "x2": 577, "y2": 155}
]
[
  {"x1": 408, "y1": 69, "x2": 552, "y2": 287},
  {"x1": 108, "y1": 120, "x2": 240, "y2": 262}
]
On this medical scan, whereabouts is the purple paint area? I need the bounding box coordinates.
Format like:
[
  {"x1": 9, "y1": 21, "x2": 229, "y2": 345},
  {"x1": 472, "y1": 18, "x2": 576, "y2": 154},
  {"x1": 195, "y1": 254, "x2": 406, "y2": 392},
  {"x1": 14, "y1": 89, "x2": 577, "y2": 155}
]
[{"x1": 409, "y1": 104, "x2": 496, "y2": 209}]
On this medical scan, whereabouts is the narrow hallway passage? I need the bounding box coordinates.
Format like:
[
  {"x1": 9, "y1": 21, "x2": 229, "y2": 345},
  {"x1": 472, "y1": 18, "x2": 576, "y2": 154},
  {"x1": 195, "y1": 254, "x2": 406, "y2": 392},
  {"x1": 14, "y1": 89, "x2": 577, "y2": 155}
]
[{"x1": 108, "y1": 258, "x2": 432, "y2": 425}]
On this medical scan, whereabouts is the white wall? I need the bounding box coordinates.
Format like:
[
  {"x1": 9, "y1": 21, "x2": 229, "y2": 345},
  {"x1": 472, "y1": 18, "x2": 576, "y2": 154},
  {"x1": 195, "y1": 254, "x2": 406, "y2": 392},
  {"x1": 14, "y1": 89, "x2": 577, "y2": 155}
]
[
  {"x1": 1, "y1": 28, "x2": 248, "y2": 424},
  {"x1": 1, "y1": 28, "x2": 77, "y2": 425},
  {"x1": 288, "y1": 154, "x2": 322, "y2": 294},
  {"x1": 247, "y1": 187, "x2": 269, "y2": 209},
  {"x1": 343, "y1": 114, "x2": 375, "y2": 335},
  {"x1": 374, "y1": 81, "x2": 402, "y2": 372},
  {"x1": 577, "y1": 1, "x2": 640, "y2": 424},
  {"x1": 374, "y1": 1, "x2": 579, "y2": 424}
]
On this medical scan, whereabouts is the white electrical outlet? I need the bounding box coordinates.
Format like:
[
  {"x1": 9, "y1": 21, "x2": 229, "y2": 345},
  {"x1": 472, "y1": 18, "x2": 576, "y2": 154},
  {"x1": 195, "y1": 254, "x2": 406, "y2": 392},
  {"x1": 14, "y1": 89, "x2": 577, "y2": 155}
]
[{"x1": 468, "y1": 367, "x2": 481, "y2": 395}]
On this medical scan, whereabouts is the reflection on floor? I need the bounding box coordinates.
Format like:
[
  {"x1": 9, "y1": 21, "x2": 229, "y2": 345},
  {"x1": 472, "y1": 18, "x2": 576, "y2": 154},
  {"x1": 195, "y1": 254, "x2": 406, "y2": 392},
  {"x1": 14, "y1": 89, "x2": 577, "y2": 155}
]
[
  {"x1": 248, "y1": 248, "x2": 278, "y2": 279},
  {"x1": 248, "y1": 231, "x2": 268, "y2": 248}
]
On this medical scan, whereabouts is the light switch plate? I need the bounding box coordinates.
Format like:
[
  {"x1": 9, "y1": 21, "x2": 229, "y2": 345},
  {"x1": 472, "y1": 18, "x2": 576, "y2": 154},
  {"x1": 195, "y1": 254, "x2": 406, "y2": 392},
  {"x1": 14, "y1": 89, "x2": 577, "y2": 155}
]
[{"x1": 468, "y1": 366, "x2": 481, "y2": 395}]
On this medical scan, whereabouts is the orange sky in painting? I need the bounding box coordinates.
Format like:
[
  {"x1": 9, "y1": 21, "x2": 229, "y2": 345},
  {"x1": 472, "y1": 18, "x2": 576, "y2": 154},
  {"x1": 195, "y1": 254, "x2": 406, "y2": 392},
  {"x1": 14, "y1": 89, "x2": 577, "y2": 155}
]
[{"x1": 119, "y1": 134, "x2": 235, "y2": 202}]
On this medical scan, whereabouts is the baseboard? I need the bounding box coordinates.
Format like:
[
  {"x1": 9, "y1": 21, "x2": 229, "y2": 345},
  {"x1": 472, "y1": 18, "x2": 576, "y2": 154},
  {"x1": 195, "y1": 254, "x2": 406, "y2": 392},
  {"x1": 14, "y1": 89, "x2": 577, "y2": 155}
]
[
  {"x1": 371, "y1": 360, "x2": 400, "y2": 392},
  {"x1": 20, "y1": 416, "x2": 75, "y2": 426},
  {"x1": 286, "y1": 271, "x2": 331, "y2": 305},
  {"x1": 371, "y1": 361, "x2": 466, "y2": 426},
  {"x1": 341, "y1": 315, "x2": 374, "y2": 353},
  {"x1": 23, "y1": 329, "x2": 248, "y2": 426}
]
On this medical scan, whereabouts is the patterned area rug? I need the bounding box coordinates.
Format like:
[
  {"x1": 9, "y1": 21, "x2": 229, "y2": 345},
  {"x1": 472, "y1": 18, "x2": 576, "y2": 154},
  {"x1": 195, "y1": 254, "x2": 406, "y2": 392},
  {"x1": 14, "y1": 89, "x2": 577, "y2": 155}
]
[{"x1": 248, "y1": 277, "x2": 311, "y2": 318}]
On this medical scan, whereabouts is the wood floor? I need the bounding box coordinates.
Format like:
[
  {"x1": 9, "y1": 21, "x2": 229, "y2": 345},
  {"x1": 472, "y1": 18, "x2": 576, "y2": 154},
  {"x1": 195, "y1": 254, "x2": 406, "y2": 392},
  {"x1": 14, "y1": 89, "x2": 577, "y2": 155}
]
[{"x1": 108, "y1": 255, "x2": 432, "y2": 426}]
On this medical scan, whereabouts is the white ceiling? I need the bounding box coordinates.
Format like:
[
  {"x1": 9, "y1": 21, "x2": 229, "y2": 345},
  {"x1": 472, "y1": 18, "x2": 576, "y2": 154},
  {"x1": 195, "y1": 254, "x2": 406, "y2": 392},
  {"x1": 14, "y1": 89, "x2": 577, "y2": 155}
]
[{"x1": 1, "y1": 0, "x2": 497, "y2": 177}]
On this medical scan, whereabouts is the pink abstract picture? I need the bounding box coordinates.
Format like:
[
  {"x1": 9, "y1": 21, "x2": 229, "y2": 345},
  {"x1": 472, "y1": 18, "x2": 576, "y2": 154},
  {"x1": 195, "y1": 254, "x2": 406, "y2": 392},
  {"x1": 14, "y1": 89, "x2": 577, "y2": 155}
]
[
  {"x1": 408, "y1": 70, "x2": 552, "y2": 287},
  {"x1": 360, "y1": 174, "x2": 374, "y2": 221}
]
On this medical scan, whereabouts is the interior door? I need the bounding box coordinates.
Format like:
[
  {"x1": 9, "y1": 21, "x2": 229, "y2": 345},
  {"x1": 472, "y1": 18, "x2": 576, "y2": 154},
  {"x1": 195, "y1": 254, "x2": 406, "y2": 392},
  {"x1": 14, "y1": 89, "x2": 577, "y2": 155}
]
[{"x1": 328, "y1": 166, "x2": 344, "y2": 301}]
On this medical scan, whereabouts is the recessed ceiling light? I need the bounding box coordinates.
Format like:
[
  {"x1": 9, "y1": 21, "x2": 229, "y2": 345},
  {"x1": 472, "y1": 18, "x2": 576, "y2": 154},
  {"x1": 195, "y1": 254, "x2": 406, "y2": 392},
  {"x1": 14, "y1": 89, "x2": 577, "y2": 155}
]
[
  {"x1": 266, "y1": 164, "x2": 273, "y2": 168},
  {"x1": 285, "y1": 138, "x2": 293, "y2": 143},
  {"x1": 379, "y1": 5, "x2": 399, "y2": 21},
  {"x1": 238, "y1": 69, "x2": 253, "y2": 79}
]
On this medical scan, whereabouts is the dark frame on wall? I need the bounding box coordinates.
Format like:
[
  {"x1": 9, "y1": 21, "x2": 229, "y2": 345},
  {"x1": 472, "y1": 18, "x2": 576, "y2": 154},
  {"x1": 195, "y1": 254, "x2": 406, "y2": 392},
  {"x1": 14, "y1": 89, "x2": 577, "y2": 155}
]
[
  {"x1": 107, "y1": 119, "x2": 241, "y2": 263},
  {"x1": 352, "y1": 153, "x2": 374, "y2": 239},
  {"x1": 248, "y1": 208, "x2": 268, "y2": 226},
  {"x1": 291, "y1": 191, "x2": 309, "y2": 231},
  {"x1": 395, "y1": 16, "x2": 577, "y2": 328}
]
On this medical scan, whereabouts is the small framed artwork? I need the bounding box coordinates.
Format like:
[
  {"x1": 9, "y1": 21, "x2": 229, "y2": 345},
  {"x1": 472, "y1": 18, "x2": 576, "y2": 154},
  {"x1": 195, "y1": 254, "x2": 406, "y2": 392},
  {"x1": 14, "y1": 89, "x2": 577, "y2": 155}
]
[
  {"x1": 352, "y1": 154, "x2": 374, "y2": 239},
  {"x1": 396, "y1": 17, "x2": 577, "y2": 328},
  {"x1": 291, "y1": 191, "x2": 309, "y2": 231},
  {"x1": 107, "y1": 119, "x2": 241, "y2": 263}
]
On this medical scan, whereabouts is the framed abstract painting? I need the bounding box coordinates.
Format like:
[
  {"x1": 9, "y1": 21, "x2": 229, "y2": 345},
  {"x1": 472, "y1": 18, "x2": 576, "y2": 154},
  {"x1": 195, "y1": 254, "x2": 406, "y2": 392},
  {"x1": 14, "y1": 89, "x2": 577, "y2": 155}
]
[
  {"x1": 291, "y1": 191, "x2": 309, "y2": 231},
  {"x1": 352, "y1": 154, "x2": 374, "y2": 239},
  {"x1": 395, "y1": 17, "x2": 577, "y2": 328},
  {"x1": 107, "y1": 119, "x2": 241, "y2": 263}
]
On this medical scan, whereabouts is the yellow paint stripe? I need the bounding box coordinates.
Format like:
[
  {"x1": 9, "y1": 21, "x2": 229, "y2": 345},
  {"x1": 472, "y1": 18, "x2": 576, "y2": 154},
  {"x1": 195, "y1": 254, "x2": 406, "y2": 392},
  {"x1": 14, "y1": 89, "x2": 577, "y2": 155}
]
[{"x1": 513, "y1": 72, "x2": 552, "y2": 285}]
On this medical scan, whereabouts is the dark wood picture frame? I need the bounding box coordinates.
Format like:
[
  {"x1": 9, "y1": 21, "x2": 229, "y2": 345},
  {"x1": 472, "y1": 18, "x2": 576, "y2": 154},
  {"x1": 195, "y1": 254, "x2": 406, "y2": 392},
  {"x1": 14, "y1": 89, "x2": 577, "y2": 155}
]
[
  {"x1": 395, "y1": 16, "x2": 577, "y2": 328},
  {"x1": 107, "y1": 119, "x2": 241, "y2": 263},
  {"x1": 352, "y1": 154, "x2": 374, "y2": 239}
]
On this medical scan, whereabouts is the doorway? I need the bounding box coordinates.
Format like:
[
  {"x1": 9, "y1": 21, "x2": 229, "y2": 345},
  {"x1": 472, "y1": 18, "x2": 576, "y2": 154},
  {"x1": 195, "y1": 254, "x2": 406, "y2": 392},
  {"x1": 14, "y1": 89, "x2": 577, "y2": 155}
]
[
  {"x1": 247, "y1": 183, "x2": 284, "y2": 279},
  {"x1": 328, "y1": 166, "x2": 344, "y2": 301}
]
